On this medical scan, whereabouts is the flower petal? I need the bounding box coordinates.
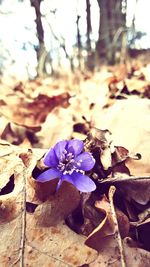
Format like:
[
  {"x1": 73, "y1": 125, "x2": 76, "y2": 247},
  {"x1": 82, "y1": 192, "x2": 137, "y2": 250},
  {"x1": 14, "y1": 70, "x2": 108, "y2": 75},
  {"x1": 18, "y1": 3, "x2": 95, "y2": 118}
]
[
  {"x1": 71, "y1": 172, "x2": 96, "y2": 192},
  {"x1": 75, "y1": 152, "x2": 95, "y2": 171},
  {"x1": 67, "y1": 139, "x2": 84, "y2": 156},
  {"x1": 44, "y1": 148, "x2": 59, "y2": 167},
  {"x1": 56, "y1": 174, "x2": 73, "y2": 190},
  {"x1": 37, "y1": 168, "x2": 61, "y2": 182},
  {"x1": 54, "y1": 140, "x2": 67, "y2": 159},
  {"x1": 61, "y1": 173, "x2": 74, "y2": 184}
]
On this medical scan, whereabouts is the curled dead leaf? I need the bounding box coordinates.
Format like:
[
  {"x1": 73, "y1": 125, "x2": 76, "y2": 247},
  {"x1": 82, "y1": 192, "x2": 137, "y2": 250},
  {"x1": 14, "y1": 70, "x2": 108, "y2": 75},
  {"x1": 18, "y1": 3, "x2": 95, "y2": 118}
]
[
  {"x1": 101, "y1": 176, "x2": 150, "y2": 205},
  {"x1": 34, "y1": 181, "x2": 80, "y2": 226},
  {"x1": 85, "y1": 191, "x2": 129, "y2": 251},
  {"x1": 28, "y1": 177, "x2": 59, "y2": 202}
]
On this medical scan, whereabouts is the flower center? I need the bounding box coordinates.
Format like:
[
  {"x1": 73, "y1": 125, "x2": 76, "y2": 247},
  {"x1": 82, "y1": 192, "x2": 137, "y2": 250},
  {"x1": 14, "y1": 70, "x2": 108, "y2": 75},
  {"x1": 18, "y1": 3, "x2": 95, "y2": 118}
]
[{"x1": 57, "y1": 149, "x2": 84, "y2": 175}]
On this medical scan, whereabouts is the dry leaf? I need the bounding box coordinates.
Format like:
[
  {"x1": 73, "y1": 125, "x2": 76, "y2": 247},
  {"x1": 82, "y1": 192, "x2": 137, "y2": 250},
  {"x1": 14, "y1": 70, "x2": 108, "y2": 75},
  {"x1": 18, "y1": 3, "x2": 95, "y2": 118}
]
[
  {"x1": 123, "y1": 237, "x2": 150, "y2": 267},
  {"x1": 88, "y1": 237, "x2": 150, "y2": 267},
  {"x1": 101, "y1": 176, "x2": 150, "y2": 205},
  {"x1": 85, "y1": 189, "x2": 129, "y2": 251},
  {"x1": 37, "y1": 107, "x2": 73, "y2": 148},
  {"x1": 86, "y1": 186, "x2": 127, "y2": 266},
  {"x1": 93, "y1": 98, "x2": 150, "y2": 175},
  {"x1": 34, "y1": 181, "x2": 80, "y2": 226},
  {"x1": 86, "y1": 187, "x2": 150, "y2": 267},
  {"x1": 0, "y1": 91, "x2": 70, "y2": 127},
  {"x1": 0, "y1": 62, "x2": 150, "y2": 267},
  {"x1": 0, "y1": 144, "x2": 97, "y2": 266}
]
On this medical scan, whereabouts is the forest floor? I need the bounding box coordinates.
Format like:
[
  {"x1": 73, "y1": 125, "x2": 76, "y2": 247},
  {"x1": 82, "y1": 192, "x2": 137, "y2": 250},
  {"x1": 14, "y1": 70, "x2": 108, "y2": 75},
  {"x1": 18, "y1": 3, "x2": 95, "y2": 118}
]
[{"x1": 0, "y1": 58, "x2": 150, "y2": 266}]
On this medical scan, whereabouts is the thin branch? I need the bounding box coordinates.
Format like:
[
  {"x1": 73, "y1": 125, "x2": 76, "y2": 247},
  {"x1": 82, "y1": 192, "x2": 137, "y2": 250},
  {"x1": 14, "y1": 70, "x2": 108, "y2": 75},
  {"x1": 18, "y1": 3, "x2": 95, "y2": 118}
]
[
  {"x1": 100, "y1": 176, "x2": 150, "y2": 183},
  {"x1": 109, "y1": 186, "x2": 127, "y2": 267},
  {"x1": 11, "y1": 165, "x2": 26, "y2": 267},
  {"x1": 19, "y1": 166, "x2": 26, "y2": 267}
]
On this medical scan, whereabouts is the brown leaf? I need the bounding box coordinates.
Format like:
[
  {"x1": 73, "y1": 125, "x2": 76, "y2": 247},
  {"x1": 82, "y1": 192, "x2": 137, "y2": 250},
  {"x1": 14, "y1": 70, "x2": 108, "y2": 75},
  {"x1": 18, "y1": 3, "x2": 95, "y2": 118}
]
[
  {"x1": 86, "y1": 186, "x2": 128, "y2": 266},
  {"x1": 28, "y1": 176, "x2": 59, "y2": 202},
  {"x1": 101, "y1": 176, "x2": 150, "y2": 205},
  {"x1": 0, "y1": 91, "x2": 70, "y2": 127},
  {"x1": 136, "y1": 218, "x2": 150, "y2": 251},
  {"x1": 85, "y1": 187, "x2": 129, "y2": 251},
  {"x1": 112, "y1": 146, "x2": 139, "y2": 165},
  {"x1": 19, "y1": 149, "x2": 56, "y2": 202},
  {"x1": 88, "y1": 237, "x2": 150, "y2": 267},
  {"x1": 93, "y1": 99, "x2": 150, "y2": 175},
  {"x1": 0, "y1": 142, "x2": 20, "y2": 191},
  {"x1": 34, "y1": 181, "x2": 80, "y2": 226},
  {"x1": 25, "y1": 218, "x2": 97, "y2": 267},
  {"x1": 85, "y1": 186, "x2": 150, "y2": 267},
  {"x1": 0, "y1": 160, "x2": 26, "y2": 266},
  {"x1": 131, "y1": 215, "x2": 150, "y2": 251},
  {"x1": 37, "y1": 107, "x2": 73, "y2": 148},
  {"x1": 1, "y1": 120, "x2": 41, "y2": 146},
  {"x1": 125, "y1": 78, "x2": 149, "y2": 94},
  {"x1": 84, "y1": 128, "x2": 113, "y2": 179},
  {"x1": 0, "y1": 144, "x2": 97, "y2": 267},
  {"x1": 68, "y1": 193, "x2": 105, "y2": 236},
  {"x1": 123, "y1": 237, "x2": 150, "y2": 267},
  {"x1": 100, "y1": 147, "x2": 112, "y2": 170}
]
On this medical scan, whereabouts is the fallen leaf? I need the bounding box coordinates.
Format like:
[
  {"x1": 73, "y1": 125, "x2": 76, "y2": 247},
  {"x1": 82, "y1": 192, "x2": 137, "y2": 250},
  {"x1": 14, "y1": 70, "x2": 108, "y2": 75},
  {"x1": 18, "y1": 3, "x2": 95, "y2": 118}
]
[
  {"x1": 85, "y1": 188, "x2": 129, "y2": 251},
  {"x1": 0, "y1": 144, "x2": 97, "y2": 267},
  {"x1": 86, "y1": 186, "x2": 128, "y2": 266},
  {"x1": 0, "y1": 91, "x2": 70, "y2": 127},
  {"x1": 37, "y1": 107, "x2": 74, "y2": 148},
  {"x1": 88, "y1": 237, "x2": 150, "y2": 267},
  {"x1": 101, "y1": 176, "x2": 150, "y2": 205},
  {"x1": 93, "y1": 98, "x2": 150, "y2": 175}
]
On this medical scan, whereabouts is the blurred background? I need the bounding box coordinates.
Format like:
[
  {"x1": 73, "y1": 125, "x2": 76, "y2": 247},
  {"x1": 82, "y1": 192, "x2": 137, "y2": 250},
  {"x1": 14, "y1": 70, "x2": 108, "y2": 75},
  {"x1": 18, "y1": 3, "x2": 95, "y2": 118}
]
[
  {"x1": 0, "y1": 0, "x2": 149, "y2": 80},
  {"x1": 0, "y1": 0, "x2": 150, "y2": 176}
]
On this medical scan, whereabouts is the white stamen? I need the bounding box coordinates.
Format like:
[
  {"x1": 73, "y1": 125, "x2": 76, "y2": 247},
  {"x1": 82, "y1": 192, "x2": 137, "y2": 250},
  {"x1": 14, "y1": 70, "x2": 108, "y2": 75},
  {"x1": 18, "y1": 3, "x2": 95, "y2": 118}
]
[
  {"x1": 67, "y1": 152, "x2": 73, "y2": 157},
  {"x1": 75, "y1": 169, "x2": 84, "y2": 174},
  {"x1": 57, "y1": 149, "x2": 88, "y2": 175},
  {"x1": 63, "y1": 168, "x2": 85, "y2": 175},
  {"x1": 57, "y1": 162, "x2": 65, "y2": 171}
]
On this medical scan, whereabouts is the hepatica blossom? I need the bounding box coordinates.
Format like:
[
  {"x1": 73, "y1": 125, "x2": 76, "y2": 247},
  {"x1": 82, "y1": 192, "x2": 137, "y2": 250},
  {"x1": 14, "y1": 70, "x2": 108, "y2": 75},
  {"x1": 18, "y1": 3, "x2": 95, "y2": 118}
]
[{"x1": 37, "y1": 139, "x2": 96, "y2": 192}]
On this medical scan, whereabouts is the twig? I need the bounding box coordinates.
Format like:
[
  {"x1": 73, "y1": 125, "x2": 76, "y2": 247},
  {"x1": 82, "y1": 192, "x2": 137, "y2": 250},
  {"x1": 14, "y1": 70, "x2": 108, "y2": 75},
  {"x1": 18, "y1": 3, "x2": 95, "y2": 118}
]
[
  {"x1": 19, "y1": 166, "x2": 26, "y2": 267},
  {"x1": 11, "y1": 165, "x2": 26, "y2": 267},
  {"x1": 100, "y1": 176, "x2": 150, "y2": 183},
  {"x1": 109, "y1": 186, "x2": 126, "y2": 267}
]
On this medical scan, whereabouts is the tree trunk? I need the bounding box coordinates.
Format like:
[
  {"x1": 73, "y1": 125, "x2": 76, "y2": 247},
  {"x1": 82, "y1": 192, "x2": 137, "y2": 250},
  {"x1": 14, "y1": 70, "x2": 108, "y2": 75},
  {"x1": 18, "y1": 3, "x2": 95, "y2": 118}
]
[
  {"x1": 86, "y1": 0, "x2": 92, "y2": 52},
  {"x1": 76, "y1": 15, "x2": 82, "y2": 69},
  {"x1": 85, "y1": 0, "x2": 95, "y2": 71},
  {"x1": 30, "y1": 0, "x2": 47, "y2": 76},
  {"x1": 96, "y1": 0, "x2": 127, "y2": 64}
]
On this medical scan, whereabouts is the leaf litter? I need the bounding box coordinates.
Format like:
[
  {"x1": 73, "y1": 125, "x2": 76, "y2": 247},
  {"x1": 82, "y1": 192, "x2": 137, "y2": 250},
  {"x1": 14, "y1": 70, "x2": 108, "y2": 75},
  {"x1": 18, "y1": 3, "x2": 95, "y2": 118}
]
[{"x1": 0, "y1": 63, "x2": 150, "y2": 266}]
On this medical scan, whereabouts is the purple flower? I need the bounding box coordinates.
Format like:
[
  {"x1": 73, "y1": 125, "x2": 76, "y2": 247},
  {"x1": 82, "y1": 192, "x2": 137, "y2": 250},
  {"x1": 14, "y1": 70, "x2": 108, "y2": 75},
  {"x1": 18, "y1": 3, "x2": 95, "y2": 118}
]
[{"x1": 37, "y1": 139, "x2": 96, "y2": 192}]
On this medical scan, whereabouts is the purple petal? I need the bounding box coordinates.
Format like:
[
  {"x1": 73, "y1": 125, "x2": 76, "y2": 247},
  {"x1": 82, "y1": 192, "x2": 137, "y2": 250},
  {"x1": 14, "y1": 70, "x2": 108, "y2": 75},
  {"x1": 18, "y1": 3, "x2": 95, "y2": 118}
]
[
  {"x1": 67, "y1": 139, "x2": 84, "y2": 156},
  {"x1": 71, "y1": 172, "x2": 96, "y2": 192},
  {"x1": 56, "y1": 174, "x2": 74, "y2": 190},
  {"x1": 54, "y1": 140, "x2": 67, "y2": 159},
  {"x1": 61, "y1": 173, "x2": 74, "y2": 184},
  {"x1": 37, "y1": 168, "x2": 61, "y2": 182},
  {"x1": 44, "y1": 148, "x2": 59, "y2": 167},
  {"x1": 75, "y1": 152, "x2": 95, "y2": 171}
]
